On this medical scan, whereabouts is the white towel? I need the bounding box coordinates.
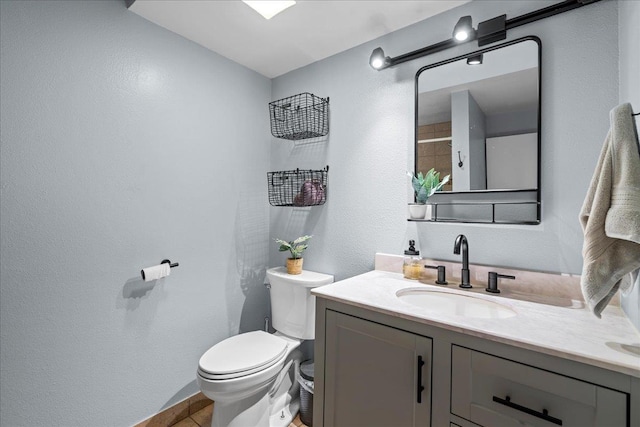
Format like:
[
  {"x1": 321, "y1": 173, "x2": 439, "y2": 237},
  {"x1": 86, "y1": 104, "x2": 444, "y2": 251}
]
[{"x1": 580, "y1": 102, "x2": 640, "y2": 318}]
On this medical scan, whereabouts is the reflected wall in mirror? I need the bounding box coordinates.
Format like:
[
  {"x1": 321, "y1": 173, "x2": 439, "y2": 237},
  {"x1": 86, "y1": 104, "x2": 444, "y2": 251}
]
[{"x1": 415, "y1": 37, "x2": 541, "y2": 224}]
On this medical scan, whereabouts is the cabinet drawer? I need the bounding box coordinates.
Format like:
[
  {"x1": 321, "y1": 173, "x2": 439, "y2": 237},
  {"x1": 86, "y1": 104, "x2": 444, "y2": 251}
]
[{"x1": 451, "y1": 346, "x2": 627, "y2": 427}]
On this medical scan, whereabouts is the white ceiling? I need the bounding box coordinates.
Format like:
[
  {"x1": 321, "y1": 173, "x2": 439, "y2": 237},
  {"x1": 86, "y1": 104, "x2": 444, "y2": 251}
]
[{"x1": 129, "y1": 0, "x2": 470, "y2": 79}]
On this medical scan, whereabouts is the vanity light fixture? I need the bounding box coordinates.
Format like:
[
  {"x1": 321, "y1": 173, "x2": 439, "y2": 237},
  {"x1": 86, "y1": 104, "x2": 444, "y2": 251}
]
[
  {"x1": 369, "y1": 47, "x2": 390, "y2": 70},
  {"x1": 477, "y1": 15, "x2": 507, "y2": 47},
  {"x1": 368, "y1": 0, "x2": 601, "y2": 71},
  {"x1": 242, "y1": 1, "x2": 296, "y2": 20},
  {"x1": 452, "y1": 16, "x2": 475, "y2": 42},
  {"x1": 466, "y1": 54, "x2": 483, "y2": 65}
]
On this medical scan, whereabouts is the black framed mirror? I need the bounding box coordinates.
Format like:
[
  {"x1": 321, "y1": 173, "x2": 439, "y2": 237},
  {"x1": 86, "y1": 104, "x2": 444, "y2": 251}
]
[{"x1": 414, "y1": 36, "x2": 541, "y2": 224}]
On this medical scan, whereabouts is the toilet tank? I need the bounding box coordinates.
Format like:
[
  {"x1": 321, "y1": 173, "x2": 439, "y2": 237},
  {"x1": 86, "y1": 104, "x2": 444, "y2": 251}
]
[{"x1": 266, "y1": 267, "x2": 334, "y2": 340}]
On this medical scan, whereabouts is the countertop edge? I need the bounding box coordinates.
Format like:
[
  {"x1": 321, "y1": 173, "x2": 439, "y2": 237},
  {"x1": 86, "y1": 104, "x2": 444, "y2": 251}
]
[{"x1": 313, "y1": 270, "x2": 640, "y2": 379}]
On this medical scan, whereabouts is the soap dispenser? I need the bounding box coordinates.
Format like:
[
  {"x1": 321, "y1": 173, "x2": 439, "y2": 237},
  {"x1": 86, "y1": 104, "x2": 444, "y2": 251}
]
[{"x1": 403, "y1": 240, "x2": 423, "y2": 280}]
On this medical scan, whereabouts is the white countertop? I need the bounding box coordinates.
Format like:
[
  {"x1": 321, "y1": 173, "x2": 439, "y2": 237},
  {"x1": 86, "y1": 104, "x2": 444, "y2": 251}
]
[{"x1": 312, "y1": 269, "x2": 640, "y2": 378}]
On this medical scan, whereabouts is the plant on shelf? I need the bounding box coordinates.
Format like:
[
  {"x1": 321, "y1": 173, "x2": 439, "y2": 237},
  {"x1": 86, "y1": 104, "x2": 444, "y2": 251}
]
[
  {"x1": 275, "y1": 235, "x2": 312, "y2": 275},
  {"x1": 407, "y1": 168, "x2": 450, "y2": 220},
  {"x1": 408, "y1": 168, "x2": 450, "y2": 204}
]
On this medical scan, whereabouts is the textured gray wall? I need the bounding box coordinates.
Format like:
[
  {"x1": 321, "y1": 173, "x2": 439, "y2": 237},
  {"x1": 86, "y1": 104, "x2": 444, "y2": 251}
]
[
  {"x1": 270, "y1": 0, "x2": 618, "y2": 281},
  {"x1": 619, "y1": 0, "x2": 640, "y2": 330},
  {"x1": 0, "y1": 1, "x2": 271, "y2": 426}
]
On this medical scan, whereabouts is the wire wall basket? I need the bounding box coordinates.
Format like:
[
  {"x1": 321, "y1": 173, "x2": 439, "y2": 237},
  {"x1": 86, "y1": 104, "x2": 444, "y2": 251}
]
[
  {"x1": 268, "y1": 166, "x2": 329, "y2": 207},
  {"x1": 269, "y1": 92, "x2": 329, "y2": 140}
]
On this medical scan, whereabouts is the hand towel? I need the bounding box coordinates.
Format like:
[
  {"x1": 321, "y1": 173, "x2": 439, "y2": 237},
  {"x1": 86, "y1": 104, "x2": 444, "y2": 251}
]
[{"x1": 580, "y1": 102, "x2": 640, "y2": 318}]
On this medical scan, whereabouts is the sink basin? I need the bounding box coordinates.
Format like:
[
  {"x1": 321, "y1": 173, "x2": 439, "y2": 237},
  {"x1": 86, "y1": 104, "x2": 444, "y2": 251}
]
[{"x1": 396, "y1": 289, "x2": 517, "y2": 319}]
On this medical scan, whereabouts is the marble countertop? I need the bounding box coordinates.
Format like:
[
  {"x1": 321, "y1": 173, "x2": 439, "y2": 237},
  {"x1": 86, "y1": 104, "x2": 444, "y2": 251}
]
[{"x1": 312, "y1": 269, "x2": 640, "y2": 378}]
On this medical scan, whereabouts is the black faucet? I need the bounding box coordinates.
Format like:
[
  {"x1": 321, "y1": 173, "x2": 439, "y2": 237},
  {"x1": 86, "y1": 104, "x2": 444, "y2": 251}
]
[{"x1": 453, "y1": 234, "x2": 472, "y2": 288}]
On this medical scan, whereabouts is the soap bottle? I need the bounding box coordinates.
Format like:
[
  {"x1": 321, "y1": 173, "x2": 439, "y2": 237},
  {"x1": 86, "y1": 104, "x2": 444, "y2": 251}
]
[{"x1": 403, "y1": 240, "x2": 423, "y2": 280}]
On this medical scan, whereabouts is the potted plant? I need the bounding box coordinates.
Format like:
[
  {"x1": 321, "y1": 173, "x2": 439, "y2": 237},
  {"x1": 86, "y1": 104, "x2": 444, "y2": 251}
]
[
  {"x1": 407, "y1": 168, "x2": 450, "y2": 219},
  {"x1": 275, "y1": 235, "x2": 312, "y2": 275}
]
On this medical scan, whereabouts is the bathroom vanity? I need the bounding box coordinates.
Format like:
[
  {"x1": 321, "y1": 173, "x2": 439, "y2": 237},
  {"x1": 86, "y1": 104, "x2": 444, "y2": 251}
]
[{"x1": 311, "y1": 257, "x2": 640, "y2": 427}]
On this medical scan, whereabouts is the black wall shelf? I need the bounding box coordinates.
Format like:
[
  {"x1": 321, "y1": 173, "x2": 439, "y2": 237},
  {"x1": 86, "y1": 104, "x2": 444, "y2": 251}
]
[{"x1": 408, "y1": 201, "x2": 540, "y2": 224}]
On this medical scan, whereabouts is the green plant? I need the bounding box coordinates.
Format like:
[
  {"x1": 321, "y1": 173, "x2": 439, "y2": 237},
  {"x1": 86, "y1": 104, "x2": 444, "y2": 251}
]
[
  {"x1": 408, "y1": 168, "x2": 450, "y2": 203},
  {"x1": 275, "y1": 235, "x2": 312, "y2": 259}
]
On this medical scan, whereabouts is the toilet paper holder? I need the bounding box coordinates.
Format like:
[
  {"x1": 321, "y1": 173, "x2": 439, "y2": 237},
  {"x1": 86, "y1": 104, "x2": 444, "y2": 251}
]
[
  {"x1": 160, "y1": 259, "x2": 179, "y2": 268},
  {"x1": 140, "y1": 259, "x2": 179, "y2": 280}
]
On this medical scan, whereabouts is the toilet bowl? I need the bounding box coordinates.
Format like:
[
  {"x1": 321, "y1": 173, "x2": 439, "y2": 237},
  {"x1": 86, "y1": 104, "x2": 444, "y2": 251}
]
[{"x1": 197, "y1": 267, "x2": 333, "y2": 427}]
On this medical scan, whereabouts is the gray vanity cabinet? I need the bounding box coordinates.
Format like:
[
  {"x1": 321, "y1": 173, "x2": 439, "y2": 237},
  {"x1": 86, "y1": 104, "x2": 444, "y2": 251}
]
[
  {"x1": 322, "y1": 310, "x2": 432, "y2": 427},
  {"x1": 314, "y1": 298, "x2": 638, "y2": 427}
]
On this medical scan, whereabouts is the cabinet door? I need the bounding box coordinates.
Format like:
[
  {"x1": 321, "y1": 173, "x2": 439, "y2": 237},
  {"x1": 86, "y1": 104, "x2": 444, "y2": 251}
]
[{"x1": 323, "y1": 311, "x2": 432, "y2": 427}]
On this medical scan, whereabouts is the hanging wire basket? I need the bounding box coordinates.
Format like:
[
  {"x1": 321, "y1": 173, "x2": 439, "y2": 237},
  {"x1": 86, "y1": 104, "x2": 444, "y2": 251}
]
[
  {"x1": 267, "y1": 166, "x2": 329, "y2": 207},
  {"x1": 269, "y1": 92, "x2": 329, "y2": 140}
]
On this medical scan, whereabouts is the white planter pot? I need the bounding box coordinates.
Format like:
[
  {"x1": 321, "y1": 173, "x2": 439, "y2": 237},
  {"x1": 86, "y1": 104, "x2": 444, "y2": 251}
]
[
  {"x1": 408, "y1": 203, "x2": 427, "y2": 219},
  {"x1": 408, "y1": 203, "x2": 433, "y2": 220}
]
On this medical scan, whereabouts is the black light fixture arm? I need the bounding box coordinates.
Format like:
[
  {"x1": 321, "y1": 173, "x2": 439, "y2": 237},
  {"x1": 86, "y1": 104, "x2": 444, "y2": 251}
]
[
  {"x1": 371, "y1": 0, "x2": 600, "y2": 70},
  {"x1": 505, "y1": 0, "x2": 588, "y2": 30},
  {"x1": 387, "y1": 39, "x2": 456, "y2": 69}
]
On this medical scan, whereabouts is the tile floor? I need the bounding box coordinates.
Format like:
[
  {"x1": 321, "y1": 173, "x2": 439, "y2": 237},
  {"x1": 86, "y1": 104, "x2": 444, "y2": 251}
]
[
  {"x1": 169, "y1": 403, "x2": 212, "y2": 427},
  {"x1": 167, "y1": 403, "x2": 308, "y2": 427}
]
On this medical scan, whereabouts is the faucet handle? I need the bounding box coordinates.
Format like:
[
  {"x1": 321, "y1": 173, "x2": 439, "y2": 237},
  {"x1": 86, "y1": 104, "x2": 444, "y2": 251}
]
[
  {"x1": 486, "y1": 272, "x2": 516, "y2": 294},
  {"x1": 424, "y1": 265, "x2": 448, "y2": 285}
]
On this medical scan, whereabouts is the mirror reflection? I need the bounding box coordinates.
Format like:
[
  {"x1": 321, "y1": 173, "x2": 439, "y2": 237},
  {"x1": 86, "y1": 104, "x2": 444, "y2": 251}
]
[{"x1": 415, "y1": 37, "x2": 540, "y2": 223}]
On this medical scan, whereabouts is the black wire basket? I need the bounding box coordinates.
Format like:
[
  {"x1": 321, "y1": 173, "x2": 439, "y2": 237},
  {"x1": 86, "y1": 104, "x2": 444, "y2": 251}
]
[
  {"x1": 267, "y1": 166, "x2": 329, "y2": 207},
  {"x1": 269, "y1": 93, "x2": 329, "y2": 140}
]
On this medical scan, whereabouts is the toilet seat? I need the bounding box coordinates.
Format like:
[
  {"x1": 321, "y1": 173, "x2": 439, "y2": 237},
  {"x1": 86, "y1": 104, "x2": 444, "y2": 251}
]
[{"x1": 198, "y1": 331, "x2": 288, "y2": 380}]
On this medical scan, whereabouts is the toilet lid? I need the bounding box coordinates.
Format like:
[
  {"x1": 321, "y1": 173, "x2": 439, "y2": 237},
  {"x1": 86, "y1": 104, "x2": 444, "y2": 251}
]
[{"x1": 198, "y1": 331, "x2": 288, "y2": 377}]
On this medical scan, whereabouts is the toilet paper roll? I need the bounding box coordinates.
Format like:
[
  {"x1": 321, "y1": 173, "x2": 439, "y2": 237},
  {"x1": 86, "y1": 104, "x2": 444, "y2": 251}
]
[{"x1": 141, "y1": 263, "x2": 171, "y2": 282}]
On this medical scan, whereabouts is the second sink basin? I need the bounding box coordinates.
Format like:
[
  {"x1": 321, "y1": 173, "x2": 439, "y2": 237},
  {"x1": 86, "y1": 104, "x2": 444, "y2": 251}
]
[{"x1": 396, "y1": 288, "x2": 517, "y2": 319}]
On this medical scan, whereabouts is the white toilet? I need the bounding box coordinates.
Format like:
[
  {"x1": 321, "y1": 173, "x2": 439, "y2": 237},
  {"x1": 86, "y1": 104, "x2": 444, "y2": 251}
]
[{"x1": 197, "y1": 267, "x2": 333, "y2": 427}]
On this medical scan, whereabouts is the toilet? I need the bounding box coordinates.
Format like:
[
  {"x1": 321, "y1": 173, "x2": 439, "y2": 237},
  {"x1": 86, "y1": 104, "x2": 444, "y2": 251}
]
[{"x1": 197, "y1": 267, "x2": 333, "y2": 427}]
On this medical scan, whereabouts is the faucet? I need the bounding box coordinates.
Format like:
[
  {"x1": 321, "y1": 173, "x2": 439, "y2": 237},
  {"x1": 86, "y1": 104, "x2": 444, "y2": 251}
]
[{"x1": 453, "y1": 234, "x2": 472, "y2": 288}]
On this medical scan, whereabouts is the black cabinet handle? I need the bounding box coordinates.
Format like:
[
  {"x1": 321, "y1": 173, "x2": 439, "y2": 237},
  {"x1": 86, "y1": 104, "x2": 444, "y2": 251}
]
[
  {"x1": 493, "y1": 395, "x2": 562, "y2": 425},
  {"x1": 417, "y1": 355, "x2": 425, "y2": 403}
]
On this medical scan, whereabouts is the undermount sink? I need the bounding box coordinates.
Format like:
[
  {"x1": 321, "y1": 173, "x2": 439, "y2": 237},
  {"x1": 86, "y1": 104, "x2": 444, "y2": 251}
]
[{"x1": 396, "y1": 288, "x2": 517, "y2": 319}]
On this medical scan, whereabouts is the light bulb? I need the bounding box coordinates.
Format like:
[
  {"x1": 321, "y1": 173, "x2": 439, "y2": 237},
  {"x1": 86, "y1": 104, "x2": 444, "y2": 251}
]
[
  {"x1": 455, "y1": 31, "x2": 470, "y2": 41},
  {"x1": 452, "y1": 16, "x2": 475, "y2": 43},
  {"x1": 369, "y1": 47, "x2": 388, "y2": 70}
]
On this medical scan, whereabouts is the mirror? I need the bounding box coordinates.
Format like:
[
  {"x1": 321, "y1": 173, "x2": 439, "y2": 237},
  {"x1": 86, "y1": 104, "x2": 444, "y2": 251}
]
[{"x1": 415, "y1": 37, "x2": 541, "y2": 224}]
